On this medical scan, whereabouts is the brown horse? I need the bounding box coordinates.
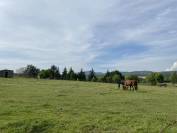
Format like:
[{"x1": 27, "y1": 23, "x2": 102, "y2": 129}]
[{"x1": 122, "y1": 80, "x2": 138, "y2": 91}]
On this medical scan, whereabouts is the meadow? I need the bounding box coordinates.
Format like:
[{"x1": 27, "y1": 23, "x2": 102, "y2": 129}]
[{"x1": 0, "y1": 78, "x2": 177, "y2": 133}]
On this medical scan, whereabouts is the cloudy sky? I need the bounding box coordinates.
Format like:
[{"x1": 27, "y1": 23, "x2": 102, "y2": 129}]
[{"x1": 0, "y1": 0, "x2": 177, "y2": 72}]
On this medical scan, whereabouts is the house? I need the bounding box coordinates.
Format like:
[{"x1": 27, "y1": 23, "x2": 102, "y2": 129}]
[{"x1": 0, "y1": 70, "x2": 14, "y2": 78}]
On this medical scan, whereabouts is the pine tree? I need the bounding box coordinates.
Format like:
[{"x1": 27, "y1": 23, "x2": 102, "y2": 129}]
[
  {"x1": 88, "y1": 68, "x2": 97, "y2": 81},
  {"x1": 62, "y1": 67, "x2": 68, "y2": 80},
  {"x1": 102, "y1": 70, "x2": 110, "y2": 82},
  {"x1": 50, "y1": 65, "x2": 61, "y2": 79},
  {"x1": 55, "y1": 67, "x2": 61, "y2": 79},
  {"x1": 78, "y1": 69, "x2": 86, "y2": 81},
  {"x1": 68, "y1": 67, "x2": 77, "y2": 80}
]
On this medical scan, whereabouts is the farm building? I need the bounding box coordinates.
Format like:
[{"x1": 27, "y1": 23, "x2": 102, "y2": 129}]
[{"x1": 0, "y1": 70, "x2": 14, "y2": 78}]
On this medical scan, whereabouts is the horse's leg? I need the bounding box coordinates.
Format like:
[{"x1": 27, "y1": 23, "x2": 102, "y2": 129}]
[
  {"x1": 125, "y1": 86, "x2": 128, "y2": 91},
  {"x1": 132, "y1": 85, "x2": 134, "y2": 91},
  {"x1": 123, "y1": 85, "x2": 126, "y2": 90},
  {"x1": 124, "y1": 86, "x2": 126, "y2": 90}
]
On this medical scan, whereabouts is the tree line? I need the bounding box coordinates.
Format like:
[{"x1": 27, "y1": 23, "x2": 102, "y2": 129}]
[
  {"x1": 23, "y1": 65, "x2": 99, "y2": 81},
  {"x1": 22, "y1": 65, "x2": 124, "y2": 83},
  {"x1": 22, "y1": 65, "x2": 177, "y2": 85}
]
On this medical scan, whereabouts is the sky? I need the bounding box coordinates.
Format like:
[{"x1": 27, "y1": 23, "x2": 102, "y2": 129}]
[{"x1": 0, "y1": 0, "x2": 177, "y2": 72}]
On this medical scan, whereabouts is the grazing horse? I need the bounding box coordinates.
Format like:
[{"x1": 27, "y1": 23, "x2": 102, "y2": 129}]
[{"x1": 120, "y1": 80, "x2": 138, "y2": 91}]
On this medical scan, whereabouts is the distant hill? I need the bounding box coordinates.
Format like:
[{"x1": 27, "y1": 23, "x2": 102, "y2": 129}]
[
  {"x1": 88, "y1": 71, "x2": 176, "y2": 78},
  {"x1": 121, "y1": 71, "x2": 153, "y2": 77},
  {"x1": 85, "y1": 71, "x2": 153, "y2": 77},
  {"x1": 85, "y1": 71, "x2": 104, "y2": 77},
  {"x1": 85, "y1": 71, "x2": 153, "y2": 78}
]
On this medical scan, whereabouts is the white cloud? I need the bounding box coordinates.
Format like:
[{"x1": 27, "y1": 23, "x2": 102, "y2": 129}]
[
  {"x1": 0, "y1": 0, "x2": 177, "y2": 71},
  {"x1": 166, "y1": 61, "x2": 177, "y2": 71}
]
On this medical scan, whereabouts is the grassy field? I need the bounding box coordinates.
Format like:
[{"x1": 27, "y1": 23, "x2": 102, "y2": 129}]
[{"x1": 0, "y1": 78, "x2": 177, "y2": 133}]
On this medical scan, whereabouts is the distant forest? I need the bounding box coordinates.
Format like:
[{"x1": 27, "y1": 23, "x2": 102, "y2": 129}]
[{"x1": 16, "y1": 65, "x2": 177, "y2": 85}]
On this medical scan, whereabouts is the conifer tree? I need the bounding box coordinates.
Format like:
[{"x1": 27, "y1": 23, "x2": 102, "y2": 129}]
[
  {"x1": 88, "y1": 68, "x2": 97, "y2": 81},
  {"x1": 62, "y1": 67, "x2": 68, "y2": 80},
  {"x1": 78, "y1": 69, "x2": 86, "y2": 81},
  {"x1": 68, "y1": 67, "x2": 77, "y2": 80},
  {"x1": 50, "y1": 65, "x2": 61, "y2": 79}
]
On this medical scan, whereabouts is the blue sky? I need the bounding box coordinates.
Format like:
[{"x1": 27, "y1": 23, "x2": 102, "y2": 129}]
[{"x1": 0, "y1": 0, "x2": 177, "y2": 72}]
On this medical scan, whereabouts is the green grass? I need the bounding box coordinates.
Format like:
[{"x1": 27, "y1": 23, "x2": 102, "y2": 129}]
[{"x1": 0, "y1": 78, "x2": 177, "y2": 133}]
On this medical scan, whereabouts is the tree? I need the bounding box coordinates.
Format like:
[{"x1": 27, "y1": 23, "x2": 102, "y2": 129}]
[
  {"x1": 91, "y1": 76, "x2": 97, "y2": 82},
  {"x1": 62, "y1": 67, "x2": 68, "y2": 80},
  {"x1": 67, "y1": 68, "x2": 77, "y2": 80},
  {"x1": 125, "y1": 75, "x2": 139, "y2": 81},
  {"x1": 39, "y1": 65, "x2": 61, "y2": 80},
  {"x1": 146, "y1": 73, "x2": 157, "y2": 85},
  {"x1": 102, "y1": 70, "x2": 123, "y2": 83},
  {"x1": 24, "y1": 65, "x2": 40, "y2": 78},
  {"x1": 78, "y1": 69, "x2": 86, "y2": 81},
  {"x1": 49, "y1": 65, "x2": 61, "y2": 79},
  {"x1": 112, "y1": 74, "x2": 121, "y2": 83},
  {"x1": 106, "y1": 76, "x2": 112, "y2": 83},
  {"x1": 88, "y1": 68, "x2": 97, "y2": 81},
  {"x1": 39, "y1": 69, "x2": 50, "y2": 79},
  {"x1": 155, "y1": 73, "x2": 164, "y2": 83},
  {"x1": 102, "y1": 70, "x2": 111, "y2": 82},
  {"x1": 170, "y1": 71, "x2": 177, "y2": 84}
]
